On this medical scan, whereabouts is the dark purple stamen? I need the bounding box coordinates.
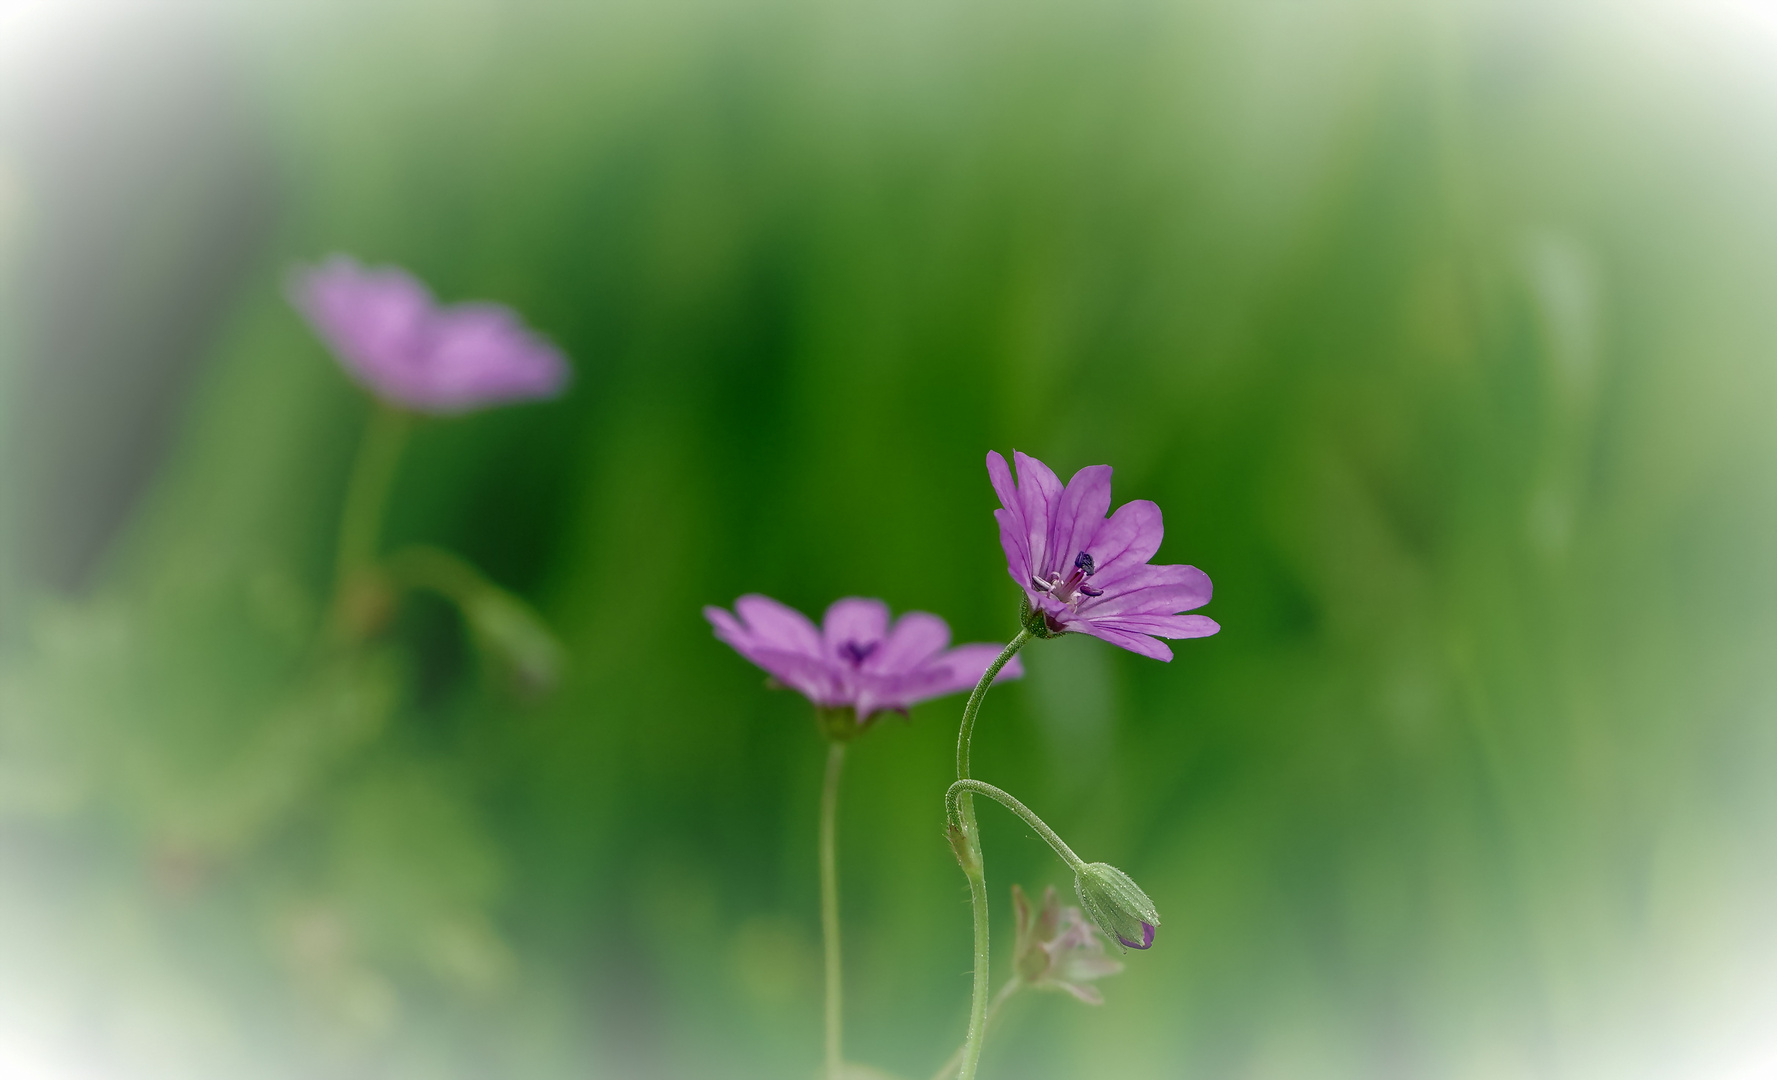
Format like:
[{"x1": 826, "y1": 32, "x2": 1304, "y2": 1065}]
[
  {"x1": 1035, "y1": 551, "x2": 1106, "y2": 608},
  {"x1": 1117, "y1": 922, "x2": 1156, "y2": 950},
  {"x1": 838, "y1": 641, "x2": 877, "y2": 666}
]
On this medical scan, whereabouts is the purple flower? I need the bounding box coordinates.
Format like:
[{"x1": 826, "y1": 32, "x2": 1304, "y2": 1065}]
[
  {"x1": 290, "y1": 255, "x2": 569, "y2": 414},
  {"x1": 988, "y1": 450, "x2": 1218, "y2": 661},
  {"x1": 704, "y1": 595, "x2": 1024, "y2": 727}
]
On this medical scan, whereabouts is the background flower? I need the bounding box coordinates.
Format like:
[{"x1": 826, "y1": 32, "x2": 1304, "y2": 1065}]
[
  {"x1": 290, "y1": 255, "x2": 568, "y2": 414},
  {"x1": 1012, "y1": 884, "x2": 1124, "y2": 1005}
]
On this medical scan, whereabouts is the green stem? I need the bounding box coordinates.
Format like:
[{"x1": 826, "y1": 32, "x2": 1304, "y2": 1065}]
[
  {"x1": 952, "y1": 629, "x2": 1031, "y2": 1080},
  {"x1": 955, "y1": 629, "x2": 1031, "y2": 782},
  {"x1": 928, "y1": 977, "x2": 1021, "y2": 1080},
  {"x1": 946, "y1": 779, "x2": 1086, "y2": 875},
  {"x1": 820, "y1": 740, "x2": 846, "y2": 1080},
  {"x1": 334, "y1": 403, "x2": 410, "y2": 587}
]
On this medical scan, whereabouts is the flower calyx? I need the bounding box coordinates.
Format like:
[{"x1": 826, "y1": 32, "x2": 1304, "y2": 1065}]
[
  {"x1": 816, "y1": 705, "x2": 870, "y2": 743},
  {"x1": 1018, "y1": 595, "x2": 1065, "y2": 639},
  {"x1": 1073, "y1": 862, "x2": 1160, "y2": 953}
]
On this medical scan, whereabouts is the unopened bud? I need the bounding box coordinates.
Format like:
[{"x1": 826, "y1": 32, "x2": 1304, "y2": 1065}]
[{"x1": 1073, "y1": 862, "x2": 1159, "y2": 953}]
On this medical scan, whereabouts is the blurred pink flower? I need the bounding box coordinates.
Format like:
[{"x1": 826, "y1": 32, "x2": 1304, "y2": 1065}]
[
  {"x1": 988, "y1": 450, "x2": 1218, "y2": 661},
  {"x1": 1012, "y1": 884, "x2": 1124, "y2": 1003},
  {"x1": 290, "y1": 255, "x2": 568, "y2": 414},
  {"x1": 704, "y1": 595, "x2": 1023, "y2": 726}
]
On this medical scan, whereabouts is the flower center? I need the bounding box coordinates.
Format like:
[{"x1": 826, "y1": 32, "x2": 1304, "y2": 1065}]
[
  {"x1": 1033, "y1": 550, "x2": 1104, "y2": 608},
  {"x1": 838, "y1": 640, "x2": 877, "y2": 666}
]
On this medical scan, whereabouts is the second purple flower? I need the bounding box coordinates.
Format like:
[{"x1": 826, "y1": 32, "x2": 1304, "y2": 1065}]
[{"x1": 705, "y1": 595, "x2": 1024, "y2": 731}]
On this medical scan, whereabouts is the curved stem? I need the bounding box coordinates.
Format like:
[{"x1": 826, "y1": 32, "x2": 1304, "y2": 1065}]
[
  {"x1": 929, "y1": 977, "x2": 1021, "y2": 1080},
  {"x1": 334, "y1": 403, "x2": 410, "y2": 586},
  {"x1": 955, "y1": 630, "x2": 1031, "y2": 782},
  {"x1": 952, "y1": 630, "x2": 1030, "y2": 1080},
  {"x1": 946, "y1": 780, "x2": 1086, "y2": 874},
  {"x1": 820, "y1": 741, "x2": 846, "y2": 1080}
]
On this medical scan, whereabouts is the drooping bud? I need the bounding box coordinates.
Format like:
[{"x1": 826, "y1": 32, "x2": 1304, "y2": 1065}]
[{"x1": 1073, "y1": 862, "x2": 1160, "y2": 953}]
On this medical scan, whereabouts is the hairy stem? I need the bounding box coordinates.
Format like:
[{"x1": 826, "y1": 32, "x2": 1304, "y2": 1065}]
[
  {"x1": 821, "y1": 741, "x2": 846, "y2": 1080},
  {"x1": 953, "y1": 630, "x2": 1031, "y2": 1080},
  {"x1": 955, "y1": 630, "x2": 1031, "y2": 783},
  {"x1": 929, "y1": 977, "x2": 1021, "y2": 1080},
  {"x1": 947, "y1": 779, "x2": 1086, "y2": 875}
]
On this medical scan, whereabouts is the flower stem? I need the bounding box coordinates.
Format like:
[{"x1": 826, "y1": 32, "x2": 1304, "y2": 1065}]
[
  {"x1": 928, "y1": 977, "x2": 1021, "y2": 1080},
  {"x1": 333, "y1": 403, "x2": 410, "y2": 588},
  {"x1": 820, "y1": 740, "x2": 846, "y2": 1080},
  {"x1": 952, "y1": 629, "x2": 1031, "y2": 1080},
  {"x1": 946, "y1": 779, "x2": 1086, "y2": 875},
  {"x1": 955, "y1": 629, "x2": 1031, "y2": 782}
]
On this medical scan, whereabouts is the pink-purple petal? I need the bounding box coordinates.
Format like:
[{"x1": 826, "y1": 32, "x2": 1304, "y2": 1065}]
[
  {"x1": 1080, "y1": 569, "x2": 1213, "y2": 618},
  {"x1": 737, "y1": 646, "x2": 843, "y2": 703},
  {"x1": 1117, "y1": 923, "x2": 1156, "y2": 950},
  {"x1": 733, "y1": 594, "x2": 824, "y2": 657},
  {"x1": 1014, "y1": 451, "x2": 1065, "y2": 579},
  {"x1": 928, "y1": 644, "x2": 1025, "y2": 696},
  {"x1": 1054, "y1": 465, "x2": 1113, "y2": 574},
  {"x1": 704, "y1": 604, "x2": 747, "y2": 643},
  {"x1": 822, "y1": 597, "x2": 891, "y2": 652},
  {"x1": 1089, "y1": 613, "x2": 1221, "y2": 639},
  {"x1": 994, "y1": 508, "x2": 1034, "y2": 590},
  {"x1": 1078, "y1": 623, "x2": 1176, "y2": 661},
  {"x1": 418, "y1": 303, "x2": 568, "y2": 413},
  {"x1": 291, "y1": 255, "x2": 568, "y2": 414},
  {"x1": 866, "y1": 611, "x2": 952, "y2": 675},
  {"x1": 1083, "y1": 499, "x2": 1164, "y2": 585}
]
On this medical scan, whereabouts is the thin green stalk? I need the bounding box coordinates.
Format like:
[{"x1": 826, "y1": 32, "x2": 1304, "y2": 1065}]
[
  {"x1": 952, "y1": 629, "x2": 1031, "y2": 1080},
  {"x1": 820, "y1": 740, "x2": 846, "y2": 1080},
  {"x1": 946, "y1": 779, "x2": 1085, "y2": 875},
  {"x1": 929, "y1": 978, "x2": 1021, "y2": 1080},
  {"x1": 333, "y1": 403, "x2": 410, "y2": 587},
  {"x1": 955, "y1": 629, "x2": 1031, "y2": 782}
]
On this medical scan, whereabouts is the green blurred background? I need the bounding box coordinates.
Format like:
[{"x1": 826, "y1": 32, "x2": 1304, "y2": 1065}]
[{"x1": 4, "y1": 0, "x2": 1777, "y2": 1076}]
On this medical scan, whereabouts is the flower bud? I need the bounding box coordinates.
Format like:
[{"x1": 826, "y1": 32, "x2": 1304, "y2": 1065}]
[{"x1": 1073, "y1": 862, "x2": 1160, "y2": 953}]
